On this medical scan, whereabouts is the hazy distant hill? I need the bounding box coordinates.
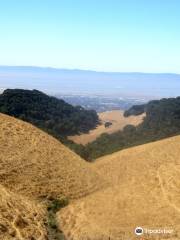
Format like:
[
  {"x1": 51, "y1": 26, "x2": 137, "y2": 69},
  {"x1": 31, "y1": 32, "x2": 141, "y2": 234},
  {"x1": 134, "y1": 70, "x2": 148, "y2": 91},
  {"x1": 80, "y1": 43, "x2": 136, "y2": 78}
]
[{"x1": 0, "y1": 66, "x2": 180, "y2": 98}]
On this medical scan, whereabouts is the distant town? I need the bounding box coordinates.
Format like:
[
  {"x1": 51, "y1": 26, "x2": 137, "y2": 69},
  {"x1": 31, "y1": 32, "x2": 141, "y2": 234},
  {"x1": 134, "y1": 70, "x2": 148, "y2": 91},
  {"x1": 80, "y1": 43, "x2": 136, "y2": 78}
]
[{"x1": 56, "y1": 94, "x2": 148, "y2": 112}]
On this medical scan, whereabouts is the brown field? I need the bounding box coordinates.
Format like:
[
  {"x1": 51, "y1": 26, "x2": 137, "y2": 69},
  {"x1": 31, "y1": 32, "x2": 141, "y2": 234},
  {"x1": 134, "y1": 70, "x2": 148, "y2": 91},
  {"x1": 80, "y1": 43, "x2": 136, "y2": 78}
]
[
  {"x1": 68, "y1": 110, "x2": 145, "y2": 145},
  {"x1": 1, "y1": 113, "x2": 180, "y2": 240}
]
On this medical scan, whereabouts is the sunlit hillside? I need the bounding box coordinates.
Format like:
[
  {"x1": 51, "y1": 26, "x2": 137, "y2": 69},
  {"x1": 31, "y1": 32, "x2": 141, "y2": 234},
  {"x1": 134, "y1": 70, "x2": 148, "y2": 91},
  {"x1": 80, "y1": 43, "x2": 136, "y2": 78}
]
[
  {"x1": 0, "y1": 113, "x2": 105, "y2": 200},
  {"x1": 1, "y1": 113, "x2": 180, "y2": 239},
  {"x1": 58, "y1": 136, "x2": 180, "y2": 240}
]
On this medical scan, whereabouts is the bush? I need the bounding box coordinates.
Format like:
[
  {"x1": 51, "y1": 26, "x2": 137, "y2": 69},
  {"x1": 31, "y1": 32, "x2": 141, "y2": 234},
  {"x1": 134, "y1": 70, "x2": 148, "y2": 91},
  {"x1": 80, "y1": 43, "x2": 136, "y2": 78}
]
[{"x1": 47, "y1": 197, "x2": 69, "y2": 213}]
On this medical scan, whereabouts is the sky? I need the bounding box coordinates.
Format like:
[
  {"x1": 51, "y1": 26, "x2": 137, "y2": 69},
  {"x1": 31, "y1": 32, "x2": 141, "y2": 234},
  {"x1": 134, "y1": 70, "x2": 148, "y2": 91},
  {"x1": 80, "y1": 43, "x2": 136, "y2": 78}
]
[{"x1": 0, "y1": 0, "x2": 180, "y2": 73}]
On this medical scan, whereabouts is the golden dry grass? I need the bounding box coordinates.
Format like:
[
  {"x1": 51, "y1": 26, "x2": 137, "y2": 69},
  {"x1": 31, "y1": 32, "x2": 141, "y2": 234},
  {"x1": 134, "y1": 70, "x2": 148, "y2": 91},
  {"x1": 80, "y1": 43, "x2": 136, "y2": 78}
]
[
  {"x1": 58, "y1": 136, "x2": 180, "y2": 240},
  {"x1": 0, "y1": 113, "x2": 105, "y2": 200},
  {"x1": 68, "y1": 110, "x2": 145, "y2": 145},
  {"x1": 1, "y1": 113, "x2": 180, "y2": 240},
  {"x1": 0, "y1": 185, "x2": 47, "y2": 240}
]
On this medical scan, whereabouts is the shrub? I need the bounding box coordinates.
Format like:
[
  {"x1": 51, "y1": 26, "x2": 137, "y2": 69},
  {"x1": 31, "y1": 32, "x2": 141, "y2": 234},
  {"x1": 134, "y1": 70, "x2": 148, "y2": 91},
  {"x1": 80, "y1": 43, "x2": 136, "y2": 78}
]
[{"x1": 47, "y1": 197, "x2": 69, "y2": 213}]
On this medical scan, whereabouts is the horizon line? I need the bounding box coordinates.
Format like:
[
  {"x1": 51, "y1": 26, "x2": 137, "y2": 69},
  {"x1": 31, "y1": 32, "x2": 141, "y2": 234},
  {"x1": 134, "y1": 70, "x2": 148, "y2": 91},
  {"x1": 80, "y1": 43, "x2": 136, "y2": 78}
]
[{"x1": 0, "y1": 65, "x2": 180, "y2": 75}]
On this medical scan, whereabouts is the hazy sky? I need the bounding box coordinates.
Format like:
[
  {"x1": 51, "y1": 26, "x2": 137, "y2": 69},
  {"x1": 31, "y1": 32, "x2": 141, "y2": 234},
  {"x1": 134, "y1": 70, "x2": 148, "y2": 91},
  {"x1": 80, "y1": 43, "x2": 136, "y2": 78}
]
[{"x1": 0, "y1": 0, "x2": 180, "y2": 72}]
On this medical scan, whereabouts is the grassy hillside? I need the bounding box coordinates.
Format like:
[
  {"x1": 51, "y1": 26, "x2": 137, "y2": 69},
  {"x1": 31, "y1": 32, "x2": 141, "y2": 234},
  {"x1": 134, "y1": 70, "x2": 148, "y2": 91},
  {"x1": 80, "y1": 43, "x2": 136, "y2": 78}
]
[
  {"x1": 0, "y1": 113, "x2": 108, "y2": 239},
  {"x1": 1, "y1": 112, "x2": 180, "y2": 239},
  {"x1": 58, "y1": 135, "x2": 180, "y2": 240},
  {"x1": 0, "y1": 113, "x2": 105, "y2": 200},
  {"x1": 82, "y1": 97, "x2": 180, "y2": 160}
]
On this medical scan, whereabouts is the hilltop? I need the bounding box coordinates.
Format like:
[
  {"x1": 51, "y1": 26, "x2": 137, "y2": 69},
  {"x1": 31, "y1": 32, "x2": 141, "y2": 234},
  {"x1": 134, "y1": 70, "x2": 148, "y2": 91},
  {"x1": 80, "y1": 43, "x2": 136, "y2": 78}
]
[{"x1": 58, "y1": 135, "x2": 180, "y2": 240}]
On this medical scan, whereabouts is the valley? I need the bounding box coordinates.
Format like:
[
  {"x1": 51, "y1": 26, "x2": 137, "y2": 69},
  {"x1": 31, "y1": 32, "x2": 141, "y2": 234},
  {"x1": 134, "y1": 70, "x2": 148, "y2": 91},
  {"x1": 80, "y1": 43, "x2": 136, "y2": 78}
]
[
  {"x1": 68, "y1": 110, "x2": 145, "y2": 145},
  {"x1": 0, "y1": 89, "x2": 180, "y2": 239},
  {"x1": 0, "y1": 113, "x2": 180, "y2": 239}
]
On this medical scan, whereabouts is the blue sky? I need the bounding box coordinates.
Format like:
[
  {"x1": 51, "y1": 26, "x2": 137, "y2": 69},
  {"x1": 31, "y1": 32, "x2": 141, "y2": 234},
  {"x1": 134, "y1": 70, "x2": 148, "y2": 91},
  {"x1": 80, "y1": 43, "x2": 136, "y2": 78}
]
[{"x1": 0, "y1": 0, "x2": 180, "y2": 72}]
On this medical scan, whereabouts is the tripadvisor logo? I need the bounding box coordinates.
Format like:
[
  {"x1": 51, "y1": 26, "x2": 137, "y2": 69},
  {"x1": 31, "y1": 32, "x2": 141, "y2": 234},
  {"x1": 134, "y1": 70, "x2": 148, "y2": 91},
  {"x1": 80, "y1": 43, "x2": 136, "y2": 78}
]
[
  {"x1": 135, "y1": 226, "x2": 174, "y2": 236},
  {"x1": 135, "y1": 227, "x2": 144, "y2": 236}
]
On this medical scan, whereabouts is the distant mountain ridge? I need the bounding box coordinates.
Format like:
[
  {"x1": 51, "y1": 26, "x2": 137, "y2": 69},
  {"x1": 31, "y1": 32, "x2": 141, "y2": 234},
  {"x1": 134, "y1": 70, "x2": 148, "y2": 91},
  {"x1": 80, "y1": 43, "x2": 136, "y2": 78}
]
[
  {"x1": 0, "y1": 66, "x2": 180, "y2": 97},
  {"x1": 0, "y1": 65, "x2": 180, "y2": 75}
]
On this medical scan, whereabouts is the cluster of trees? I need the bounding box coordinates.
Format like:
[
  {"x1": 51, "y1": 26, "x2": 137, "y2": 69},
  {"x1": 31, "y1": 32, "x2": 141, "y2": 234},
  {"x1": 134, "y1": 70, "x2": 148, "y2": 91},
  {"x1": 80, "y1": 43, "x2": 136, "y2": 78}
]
[
  {"x1": 124, "y1": 104, "x2": 145, "y2": 117},
  {"x1": 0, "y1": 88, "x2": 99, "y2": 140},
  {"x1": 81, "y1": 97, "x2": 180, "y2": 160}
]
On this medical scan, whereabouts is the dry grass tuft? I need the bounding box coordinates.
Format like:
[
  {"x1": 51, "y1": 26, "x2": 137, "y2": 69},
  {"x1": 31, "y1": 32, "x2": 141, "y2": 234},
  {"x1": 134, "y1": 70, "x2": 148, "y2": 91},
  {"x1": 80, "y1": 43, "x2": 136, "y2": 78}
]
[{"x1": 0, "y1": 185, "x2": 47, "y2": 240}]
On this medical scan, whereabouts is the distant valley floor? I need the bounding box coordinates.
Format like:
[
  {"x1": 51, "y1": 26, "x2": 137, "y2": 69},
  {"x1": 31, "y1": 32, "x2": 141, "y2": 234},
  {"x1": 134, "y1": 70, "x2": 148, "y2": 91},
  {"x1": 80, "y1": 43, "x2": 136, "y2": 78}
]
[{"x1": 68, "y1": 110, "x2": 145, "y2": 145}]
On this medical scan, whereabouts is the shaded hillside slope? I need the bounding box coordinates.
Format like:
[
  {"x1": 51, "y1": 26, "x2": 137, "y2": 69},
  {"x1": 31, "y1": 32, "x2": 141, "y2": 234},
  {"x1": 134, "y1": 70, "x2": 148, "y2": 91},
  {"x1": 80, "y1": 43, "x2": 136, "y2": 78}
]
[
  {"x1": 0, "y1": 113, "x2": 105, "y2": 200},
  {"x1": 58, "y1": 135, "x2": 180, "y2": 240},
  {"x1": 83, "y1": 97, "x2": 180, "y2": 160},
  {"x1": 0, "y1": 185, "x2": 47, "y2": 240}
]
